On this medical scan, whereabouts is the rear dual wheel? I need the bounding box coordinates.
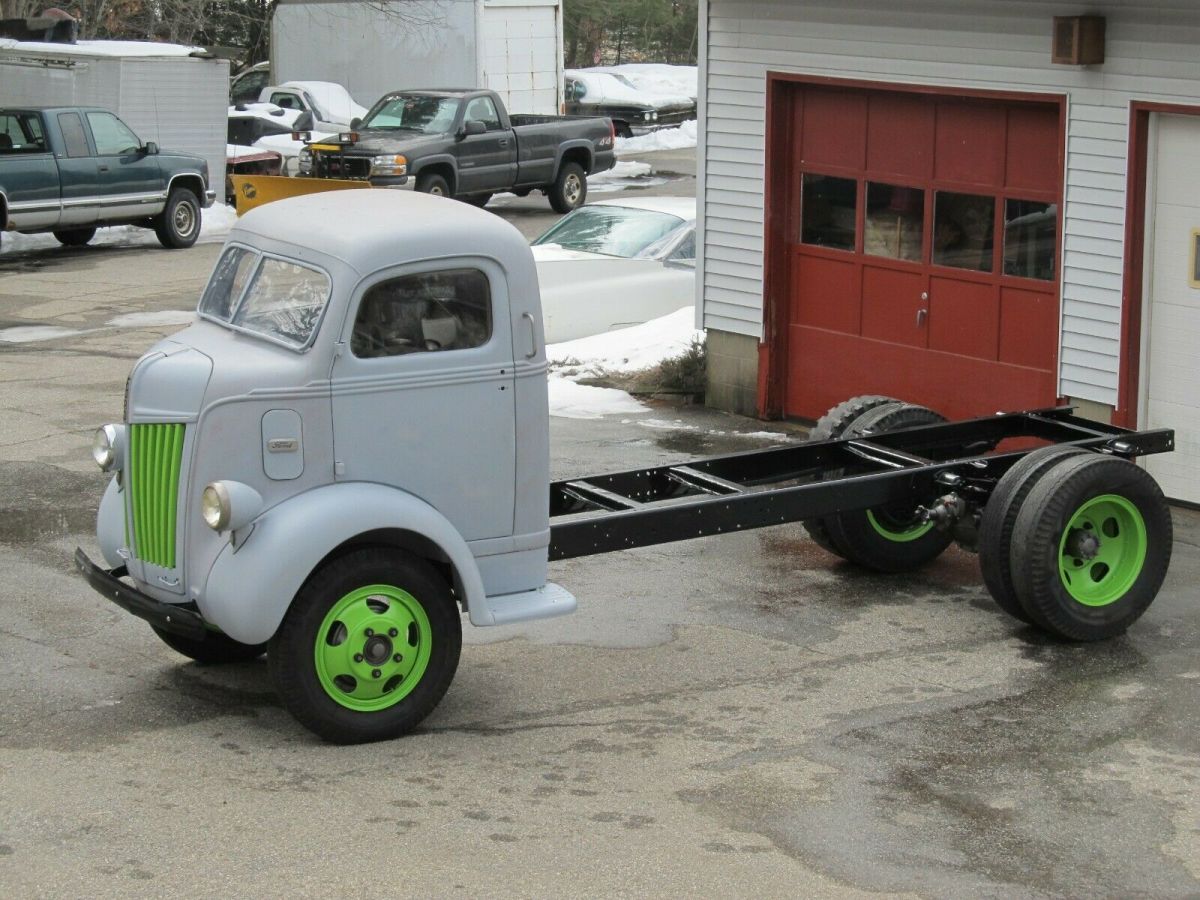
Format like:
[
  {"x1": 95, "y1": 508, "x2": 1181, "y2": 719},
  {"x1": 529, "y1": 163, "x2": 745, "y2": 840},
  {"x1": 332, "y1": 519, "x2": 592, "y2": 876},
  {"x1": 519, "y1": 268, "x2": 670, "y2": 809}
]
[
  {"x1": 1001, "y1": 454, "x2": 1172, "y2": 641},
  {"x1": 269, "y1": 547, "x2": 461, "y2": 743}
]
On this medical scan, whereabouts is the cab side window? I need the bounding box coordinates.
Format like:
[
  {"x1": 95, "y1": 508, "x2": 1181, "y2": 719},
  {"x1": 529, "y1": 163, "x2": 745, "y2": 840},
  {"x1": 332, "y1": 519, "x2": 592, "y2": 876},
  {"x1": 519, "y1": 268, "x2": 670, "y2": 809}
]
[
  {"x1": 85, "y1": 112, "x2": 141, "y2": 156},
  {"x1": 465, "y1": 97, "x2": 502, "y2": 132},
  {"x1": 0, "y1": 112, "x2": 46, "y2": 153},
  {"x1": 352, "y1": 268, "x2": 492, "y2": 359},
  {"x1": 57, "y1": 113, "x2": 90, "y2": 157}
]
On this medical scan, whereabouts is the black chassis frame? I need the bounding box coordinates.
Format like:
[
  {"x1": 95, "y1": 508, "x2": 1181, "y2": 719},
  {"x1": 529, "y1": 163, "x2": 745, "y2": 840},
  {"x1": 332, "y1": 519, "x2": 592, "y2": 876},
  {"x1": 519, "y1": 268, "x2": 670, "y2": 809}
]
[{"x1": 547, "y1": 407, "x2": 1175, "y2": 562}]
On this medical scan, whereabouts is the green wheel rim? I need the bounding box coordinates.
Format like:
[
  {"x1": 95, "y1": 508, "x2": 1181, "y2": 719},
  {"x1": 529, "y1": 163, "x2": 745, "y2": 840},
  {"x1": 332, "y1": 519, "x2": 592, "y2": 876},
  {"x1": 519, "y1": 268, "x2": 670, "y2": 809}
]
[
  {"x1": 314, "y1": 584, "x2": 433, "y2": 711},
  {"x1": 866, "y1": 509, "x2": 935, "y2": 543},
  {"x1": 1057, "y1": 494, "x2": 1147, "y2": 607}
]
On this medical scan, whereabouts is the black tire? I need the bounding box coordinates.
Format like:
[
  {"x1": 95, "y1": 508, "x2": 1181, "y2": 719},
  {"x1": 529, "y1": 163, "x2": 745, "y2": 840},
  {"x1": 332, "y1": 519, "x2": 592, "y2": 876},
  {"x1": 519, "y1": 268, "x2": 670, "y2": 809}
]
[
  {"x1": 152, "y1": 626, "x2": 266, "y2": 664},
  {"x1": 269, "y1": 547, "x2": 462, "y2": 743},
  {"x1": 801, "y1": 395, "x2": 899, "y2": 558},
  {"x1": 977, "y1": 445, "x2": 1091, "y2": 624},
  {"x1": 154, "y1": 187, "x2": 201, "y2": 249},
  {"x1": 53, "y1": 228, "x2": 96, "y2": 247},
  {"x1": 822, "y1": 402, "x2": 954, "y2": 572},
  {"x1": 458, "y1": 192, "x2": 492, "y2": 208},
  {"x1": 549, "y1": 161, "x2": 587, "y2": 214},
  {"x1": 416, "y1": 172, "x2": 451, "y2": 198},
  {"x1": 1009, "y1": 455, "x2": 1172, "y2": 642}
]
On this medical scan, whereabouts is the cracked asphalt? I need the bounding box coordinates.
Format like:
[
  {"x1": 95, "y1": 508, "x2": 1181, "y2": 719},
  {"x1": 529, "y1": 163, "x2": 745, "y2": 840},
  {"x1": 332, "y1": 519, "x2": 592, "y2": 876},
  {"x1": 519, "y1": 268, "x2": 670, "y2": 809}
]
[{"x1": 1, "y1": 170, "x2": 1198, "y2": 898}]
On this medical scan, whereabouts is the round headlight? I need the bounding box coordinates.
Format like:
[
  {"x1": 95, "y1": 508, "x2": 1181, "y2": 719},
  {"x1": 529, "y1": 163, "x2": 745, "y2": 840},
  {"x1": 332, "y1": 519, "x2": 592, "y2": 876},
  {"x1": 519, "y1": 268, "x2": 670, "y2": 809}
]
[
  {"x1": 92, "y1": 424, "x2": 120, "y2": 471},
  {"x1": 201, "y1": 483, "x2": 230, "y2": 531},
  {"x1": 644, "y1": 111, "x2": 653, "y2": 121}
]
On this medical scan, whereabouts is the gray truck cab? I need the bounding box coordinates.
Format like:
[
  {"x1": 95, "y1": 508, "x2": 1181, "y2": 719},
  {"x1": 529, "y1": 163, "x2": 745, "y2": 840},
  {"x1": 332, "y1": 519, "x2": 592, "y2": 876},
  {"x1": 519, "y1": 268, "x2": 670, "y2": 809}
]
[{"x1": 79, "y1": 190, "x2": 573, "y2": 742}]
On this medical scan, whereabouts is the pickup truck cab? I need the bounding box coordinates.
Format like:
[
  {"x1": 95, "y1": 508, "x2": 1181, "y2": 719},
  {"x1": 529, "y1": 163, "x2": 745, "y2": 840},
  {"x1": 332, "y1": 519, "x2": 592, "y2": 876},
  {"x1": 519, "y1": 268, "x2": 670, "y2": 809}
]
[
  {"x1": 298, "y1": 88, "x2": 615, "y2": 212},
  {"x1": 0, "y1": 106, "x2": 215, "y2": 249}
]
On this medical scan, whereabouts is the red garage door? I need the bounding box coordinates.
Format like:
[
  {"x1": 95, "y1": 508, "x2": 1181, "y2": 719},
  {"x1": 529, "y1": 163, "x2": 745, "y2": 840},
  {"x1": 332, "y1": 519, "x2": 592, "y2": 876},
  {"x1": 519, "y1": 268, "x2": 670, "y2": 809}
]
[{"x1": 772, "y1": 82, "x2": 1063, "y2": 421}]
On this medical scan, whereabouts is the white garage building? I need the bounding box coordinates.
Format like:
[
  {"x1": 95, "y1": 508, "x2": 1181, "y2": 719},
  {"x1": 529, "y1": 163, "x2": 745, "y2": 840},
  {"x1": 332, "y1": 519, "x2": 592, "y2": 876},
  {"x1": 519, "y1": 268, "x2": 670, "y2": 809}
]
[{"x1": 696, "y1": 0, "x2": 1200, "y2": 504}]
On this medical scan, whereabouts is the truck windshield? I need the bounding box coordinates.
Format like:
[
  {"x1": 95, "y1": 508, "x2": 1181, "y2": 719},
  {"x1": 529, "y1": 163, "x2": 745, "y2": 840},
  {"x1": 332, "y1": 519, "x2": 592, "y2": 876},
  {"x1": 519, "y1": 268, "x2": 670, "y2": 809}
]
[
  {"x1": 362, "y1": 95, "x2": 461, "y2": 134},
  {"x1": 198, "y1": 245, "x2": 331, "y2": 350}
]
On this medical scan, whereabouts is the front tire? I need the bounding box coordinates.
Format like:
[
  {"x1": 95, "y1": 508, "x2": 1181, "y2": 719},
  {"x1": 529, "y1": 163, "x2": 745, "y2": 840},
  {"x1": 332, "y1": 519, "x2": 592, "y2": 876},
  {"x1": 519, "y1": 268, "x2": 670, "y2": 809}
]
[
  {"x1": 549, "y1": 161, "x2": 586, "y2": 213},
  {"x1": 269, "y1": 547, "x2": 462, "y2": 743},
  {"x1": 54, "y1": 228, "x2": 96, "y2": 247},
  {"x1": 154, "y1": 187, "x2": 201, "y2": 249},
  {"x1": 152, "y1": 627, "x2": 266, "y2": 664},
  {"x1": 1009, "y1": 455, "x2": 1172, "y2": 641},
  {"x1": 416, "y1": 172, "x2": 451, "y2": 198}
]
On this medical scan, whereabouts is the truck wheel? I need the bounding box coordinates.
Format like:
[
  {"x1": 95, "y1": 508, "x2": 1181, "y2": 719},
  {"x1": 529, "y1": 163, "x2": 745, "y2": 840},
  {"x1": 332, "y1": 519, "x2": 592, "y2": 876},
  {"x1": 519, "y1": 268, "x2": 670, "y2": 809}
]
[
  {"x1": 549, "y1": 162, "x2": 586, "y2": 213},
  {"x1": 53, "y1": 228, "x2": 96, "y2": 247},
  {"x1": 1009, "y1": 455, "x2": 1172, "y2": 641},
  {"x1": 154, "y1": 187, "x2": 201, "y2": 249},
  {"x1": 977, "y1": 445, "x2": 1090, "y2": 624},
  {"x1": 822, "y1": 402, "x2": 954, "y2": 572},
  {"x1": 801, "y1": 395, "x2": 899, "y2": 558},
  {"x1": 416, "y1": 173, "x2": 451, "y2": 198},
  {"x1": 268, "y1": 547, "x2": 462, "y2": 743},
  {"x1": 151, "y1": 626, "x2": 266, "y2": 664}
]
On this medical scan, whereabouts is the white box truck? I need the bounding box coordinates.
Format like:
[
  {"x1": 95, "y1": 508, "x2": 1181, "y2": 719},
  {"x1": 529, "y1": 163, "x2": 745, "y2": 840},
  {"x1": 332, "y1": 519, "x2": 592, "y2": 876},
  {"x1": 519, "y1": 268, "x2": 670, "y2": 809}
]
[
  {"x1": 270, "y1": 0, "x2": 563, "y2": 115},
  {"x1": 0, "y1": 39, "x2": 229, "y2": 189}
]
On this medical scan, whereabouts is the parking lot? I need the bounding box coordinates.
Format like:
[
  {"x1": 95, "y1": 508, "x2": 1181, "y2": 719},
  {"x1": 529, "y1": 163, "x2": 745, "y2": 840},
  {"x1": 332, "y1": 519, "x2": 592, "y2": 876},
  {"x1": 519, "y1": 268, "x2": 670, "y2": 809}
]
[{"x1": 1, "y1": 157, "x2": 1199, "y2": 898}]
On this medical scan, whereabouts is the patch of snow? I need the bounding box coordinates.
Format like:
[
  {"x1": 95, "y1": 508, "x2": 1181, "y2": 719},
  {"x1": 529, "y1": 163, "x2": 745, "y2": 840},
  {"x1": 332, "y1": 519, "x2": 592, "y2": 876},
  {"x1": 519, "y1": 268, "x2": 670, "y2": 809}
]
[
  {"x1": 586, "y1": 160, "x2": 667, "y2": 193},
  {"x1": 548, "y1": 378, "x2": 647, "y2": 419},
  {"x1": 228, "y1": 103, "x2": 305, "y2": 129},
  {"x1": 617, "y1": 119, "x2": 698, "y2": 154},
  {"x1": 637, "y1": 418, "x2": 698, "y2": 431},
  {"x1": 0, "y1": 326, "x2": 85, "y2": 343},
  {"x1": 107, "y1": 311, "x2": 195, "y2": 328},
  {"x1": 0, "y1": 38, "x2": 202, "y2": 57},
  {"x1": 0, "y1": 203, "x2": 238, "y2": 255},
  {"x1": 548, "y1": 307, "x2": 702, "y2": 379}
]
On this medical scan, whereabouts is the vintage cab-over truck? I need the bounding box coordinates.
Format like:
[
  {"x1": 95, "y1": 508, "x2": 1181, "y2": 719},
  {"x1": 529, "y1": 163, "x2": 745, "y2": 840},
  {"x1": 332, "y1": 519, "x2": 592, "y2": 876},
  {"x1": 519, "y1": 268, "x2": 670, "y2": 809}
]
[
  {"x1": 0, "y1": 106, "x2": 214, "y2": 249},
  {"x1": 77, "y1": 191, "x2": 1176, "y2": 744}
]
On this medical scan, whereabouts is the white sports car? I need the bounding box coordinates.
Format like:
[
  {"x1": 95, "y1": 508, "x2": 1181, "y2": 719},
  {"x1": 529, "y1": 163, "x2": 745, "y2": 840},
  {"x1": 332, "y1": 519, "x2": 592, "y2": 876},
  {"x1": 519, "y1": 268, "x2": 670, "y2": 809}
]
[{"x1": 532, "y1": 197, "x2": 696, "y2": 343}]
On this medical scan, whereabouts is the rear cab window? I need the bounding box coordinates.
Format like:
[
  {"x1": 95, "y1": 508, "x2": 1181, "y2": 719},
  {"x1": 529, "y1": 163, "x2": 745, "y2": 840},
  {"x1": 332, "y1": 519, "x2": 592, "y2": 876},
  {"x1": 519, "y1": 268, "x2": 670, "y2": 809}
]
[{"x1": 351, "y1": 269, "x2": 492, "y2": 359}]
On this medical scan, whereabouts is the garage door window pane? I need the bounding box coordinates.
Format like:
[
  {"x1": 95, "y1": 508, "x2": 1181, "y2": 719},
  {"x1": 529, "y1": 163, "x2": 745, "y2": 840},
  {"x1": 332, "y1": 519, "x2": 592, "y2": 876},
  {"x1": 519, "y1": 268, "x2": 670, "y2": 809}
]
[
  {"x1": 801, "y1": 174, "x2": 857, "y2": 251},
  {"x1": 865, "y1": 183, "x2": 923, "y2": 262},
  {"x1": 934, "y1": 192, "x2": 994, "y2": 273},
  {"x1": 1004, "y1": 200, "x2": 1056, "y2": 281}
]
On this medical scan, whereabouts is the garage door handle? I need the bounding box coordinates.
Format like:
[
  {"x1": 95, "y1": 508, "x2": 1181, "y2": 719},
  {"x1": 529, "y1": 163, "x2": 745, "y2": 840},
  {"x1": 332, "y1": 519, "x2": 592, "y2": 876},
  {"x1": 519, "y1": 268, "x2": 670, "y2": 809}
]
[
  {"x1": 916, "y1": 308, "x2": 928, "y2": 327},
  {"x1": 522, "y1": 312, "x2": 537, "y2": 358}
]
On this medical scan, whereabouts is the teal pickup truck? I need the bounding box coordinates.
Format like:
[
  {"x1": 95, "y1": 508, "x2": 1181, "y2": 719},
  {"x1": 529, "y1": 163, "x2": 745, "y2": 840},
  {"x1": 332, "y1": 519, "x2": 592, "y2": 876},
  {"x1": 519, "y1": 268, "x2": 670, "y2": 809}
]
[{"x1": 0, "y1": 106, "x2": 215, "y2": 250}]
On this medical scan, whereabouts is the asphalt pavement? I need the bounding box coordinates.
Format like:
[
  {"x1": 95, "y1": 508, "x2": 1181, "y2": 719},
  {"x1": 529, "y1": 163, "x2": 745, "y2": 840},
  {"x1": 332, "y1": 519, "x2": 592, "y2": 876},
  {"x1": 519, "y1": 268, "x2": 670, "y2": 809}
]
[{"x1": 0, "y1": 152, "x2": 1198, "y2": 898}]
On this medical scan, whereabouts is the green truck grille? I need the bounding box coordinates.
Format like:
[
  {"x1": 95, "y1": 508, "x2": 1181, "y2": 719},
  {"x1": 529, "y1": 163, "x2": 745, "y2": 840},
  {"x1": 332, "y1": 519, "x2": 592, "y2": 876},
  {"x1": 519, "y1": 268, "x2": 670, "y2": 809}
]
[{"x1": 128, "y1": 423, "x2": 185, "y2": 569}]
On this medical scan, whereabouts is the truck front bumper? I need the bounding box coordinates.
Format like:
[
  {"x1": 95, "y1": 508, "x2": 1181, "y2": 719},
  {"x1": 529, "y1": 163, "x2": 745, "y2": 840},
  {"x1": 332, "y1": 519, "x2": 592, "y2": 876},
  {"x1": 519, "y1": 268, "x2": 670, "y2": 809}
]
[{"x1": 74, "y1": 547, "x2": 207, "y2": 640}]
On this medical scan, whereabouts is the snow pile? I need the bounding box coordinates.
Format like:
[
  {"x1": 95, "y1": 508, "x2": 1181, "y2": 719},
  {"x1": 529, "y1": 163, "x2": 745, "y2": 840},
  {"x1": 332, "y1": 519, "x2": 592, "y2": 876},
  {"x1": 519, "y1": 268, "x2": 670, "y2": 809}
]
[
  {"x1": 617, "y1": 119, "x2": 698, "y2": 153},
  {"x1": 585, "y1": 160, "x2": 667, "y2": 193},
  {"x1": 548, "y1": 307, "x2": 702, "y2": 378},
  {"x1": 0, "y1": 203, "x2": 238, "y2": 255},
  {"x1": 545, "y1": 307, "x2": 702, "y2": 419}
]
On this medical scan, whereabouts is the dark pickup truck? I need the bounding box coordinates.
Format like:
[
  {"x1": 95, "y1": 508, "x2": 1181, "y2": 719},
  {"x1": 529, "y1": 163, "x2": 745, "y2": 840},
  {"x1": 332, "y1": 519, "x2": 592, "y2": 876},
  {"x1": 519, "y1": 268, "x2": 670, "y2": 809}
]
[
  {"x1": 0, "y1": 106, "x2": 215, "y2": 250},
  {"x1": 297, "y1": 88, "x2": 616, "y2": 212}
]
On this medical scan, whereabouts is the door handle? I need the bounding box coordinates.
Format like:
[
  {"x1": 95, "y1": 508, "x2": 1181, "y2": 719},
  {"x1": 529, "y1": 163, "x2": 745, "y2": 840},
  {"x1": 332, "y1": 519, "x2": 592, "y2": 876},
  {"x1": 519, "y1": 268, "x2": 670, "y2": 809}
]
[
  {"x1": 522, "y1": 312, "x2": 537, "y2": 359},
  {"x1": 98, "y1": 165, "x2": 109, "y2": 172},
  {"x1": 917, "y1": 308, "x2": 928, "y2": 327},
  {"x1": 499, "y1": 139, "x2": 509, "y2": 147}
]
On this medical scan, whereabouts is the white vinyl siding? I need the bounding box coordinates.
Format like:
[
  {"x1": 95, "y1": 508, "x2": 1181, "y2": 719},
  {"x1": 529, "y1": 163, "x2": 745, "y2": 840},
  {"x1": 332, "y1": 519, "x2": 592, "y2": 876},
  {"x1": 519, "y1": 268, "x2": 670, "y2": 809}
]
[{"x1": 703, "y1": 0, "x2": 1200, "y2": 407}]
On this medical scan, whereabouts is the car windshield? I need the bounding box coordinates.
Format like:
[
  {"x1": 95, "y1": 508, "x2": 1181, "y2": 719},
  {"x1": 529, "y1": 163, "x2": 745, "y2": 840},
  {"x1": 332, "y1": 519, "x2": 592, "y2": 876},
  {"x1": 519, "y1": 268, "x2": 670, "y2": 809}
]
[
  {"x1": 533, "y1": 206, "x2": 686, "y2": 257},
  {"x1": 361, "y1": 95, "x2": 461, "y2": 133},
  {"x1": 198, "y1": 245, "x2": 331, "y2": 349}
]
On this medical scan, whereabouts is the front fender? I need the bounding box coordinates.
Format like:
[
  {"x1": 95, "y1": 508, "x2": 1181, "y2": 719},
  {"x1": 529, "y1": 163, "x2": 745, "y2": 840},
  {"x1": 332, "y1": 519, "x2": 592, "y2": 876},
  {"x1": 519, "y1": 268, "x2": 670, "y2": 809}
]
[{"x1": 199, "y1": 482, "x2": 485, "y2": 645}]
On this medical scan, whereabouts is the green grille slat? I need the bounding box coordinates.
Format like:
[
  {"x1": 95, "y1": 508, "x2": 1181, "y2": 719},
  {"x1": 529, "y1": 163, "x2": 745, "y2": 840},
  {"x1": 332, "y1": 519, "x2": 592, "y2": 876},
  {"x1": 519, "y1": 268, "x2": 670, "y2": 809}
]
[{"x1": 128, "y1": 423, "x2": 185, "y2": 568}]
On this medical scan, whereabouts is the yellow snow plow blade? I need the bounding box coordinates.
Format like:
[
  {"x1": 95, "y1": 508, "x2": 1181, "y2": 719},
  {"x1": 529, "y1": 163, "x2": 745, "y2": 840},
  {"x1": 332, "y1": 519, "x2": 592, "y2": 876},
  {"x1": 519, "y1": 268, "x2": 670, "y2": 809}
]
[{"x1": 230, "y1": 175, "x2": 371, "y2": 216}]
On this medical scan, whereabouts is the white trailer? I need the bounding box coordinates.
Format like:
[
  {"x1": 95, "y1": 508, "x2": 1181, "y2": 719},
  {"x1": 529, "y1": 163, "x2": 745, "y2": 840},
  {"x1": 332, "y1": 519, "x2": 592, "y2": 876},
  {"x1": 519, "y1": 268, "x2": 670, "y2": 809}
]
[
  {"x1": 0, "y1": 39, "x2": 229, "y2": 189},
  {"x1": 271, "y1": 0, "x2": 563, "y2": 115}
]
